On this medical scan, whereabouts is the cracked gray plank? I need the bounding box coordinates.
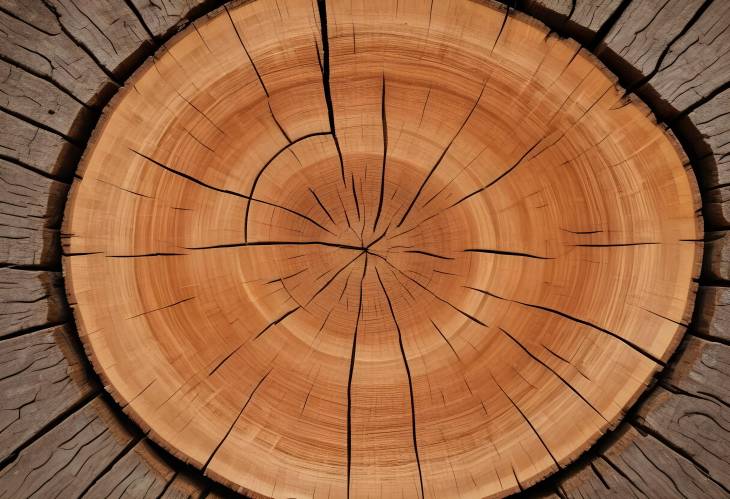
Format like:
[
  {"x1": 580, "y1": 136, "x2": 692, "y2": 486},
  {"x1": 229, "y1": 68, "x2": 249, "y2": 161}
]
[
  {"x1": 129, "y1": 0, "x2": 209, "y2": 38},
  {"x1": 0, "y1": 397, "x2": 134, "y2": 498},
  {"x1": 44, "y1": 0, "x2": 153, "y2": 78},
  {"x1": 695, "y1": 287, "x2": 730, "y2": 342},
  {"x1": 0, "y1": 110, "x2": 79, "y2": 177},
  {"x1": 0, "y1": 159, "x2": 68, "y2": 266},
  {"x1": 0, "y1": 268, "x2": 68, "y2": 337},
  {"x1": 0, "y1": 59, "x2": 91, "y2": 140},
  {"x1": 645, "y1": 1, "x2": 730, "y2": 116},
  {"x1": 703, "y1": 231, "x2": 730, "y2": 281},
  {"x1": 0, "y1": 324, "x2": 96, "y2": 464},
  {"x1": 0, "y1": 0, "x2": 114, "y2": 106}
]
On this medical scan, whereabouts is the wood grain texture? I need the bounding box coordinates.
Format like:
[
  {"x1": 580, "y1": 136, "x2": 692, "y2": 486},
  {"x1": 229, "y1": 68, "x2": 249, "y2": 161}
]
[
  {"x1": 704, "y1": 231, "x2": 730, "y2": 281},
  {"x1": 596, "y1": 0, "x2": 705, "y2": 86},
  {"x1": 0, "y1": 110, "x2": 79, "y2": 177},
  {"x1": 62, "y1": 0, "x2": 701, "y2": 496},
  {"x1": 0, "y1": 1, "x2": 114, "y2": 106},
  {"x1": 0, "y1": 396, "x2": 135, "y2": 498},
  {"x1": 129, "y1": 0, "x2": 213, "y2": 38},
  {"x1": 639, "y1": 0, "x2": 730, "y2": 118},
  {"x1": 0, "y1": 159, "x2": 68, "y2": 266},
  {"x1": 43, "y1": 0, "x2": 153, "y2": 78},
  {"x1": 0, "y1": 324, "x2": 95, "y2": 465},
  {"x1": 523, "y1": 0, "x2": 623, "y2": 44},
  {"x1": 0, "y1": 269, "x2": 68, "y2": 337},
  {"x1": 694, "y1": 286, "x2": 730, "y2": 341},
  {"x1": 682, "y1": 87, "x2": 730, "y2": 191},
  {"x1": 0, "y1": 59, "x2": 91, "y2": 141},
  {"x1": 559, "y1": 425, "x2": 727, "y2": 498},
  {"x1": 83, "y1": 440, "x2": 175, "y2": 498}
]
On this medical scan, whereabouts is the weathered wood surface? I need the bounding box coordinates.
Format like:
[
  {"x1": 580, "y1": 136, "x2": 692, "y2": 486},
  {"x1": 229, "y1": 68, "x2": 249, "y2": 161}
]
[
  {"x1": 43, "y1": 0, "x2": 153, "y2": 79},
  {"x1": 129, "y1": 0, "x2": 213, "y2": 39},
  {"x1": 0, "y1": 159, "x2": 68, "y2": 267},
  {"x1": 0, "y1": 110, "x2": 79, "y2": 177},
  {"x1": 0, "y1": 396, "x2": 136, "y2": 497},
  {"x1": 558, "y1": 425, "x2": 727, "y2": 498},
  {"x1": 596, "y1": 0, "x2": 705, "y2": 87},
  {"x1": 0, "y1": 1, "x2": 114, "y2": 107},
  {"x1": 695, "y1": 286, "x2": 730, "y2": 342},
  {"x1": 704, "y1": 231, "x2": 729, "y2": 282},
  {"x1": 0, "y1": 269, "x2": 67, "y2": 337},
  {"x1": 0, "y1": 59, "x2": 91, "y2": 141},
  {"x1": 640, "y1": 0, "x2": 730, "y2": 118},
  {"x1": 0, "y1": 324, "x2": 95, "y2": 464},
  {"x1": 83, "y1": 440, "x2": 174, "y2": 498},
  {"x1": 523, "y1": 0, "x2": 623, "y2": 44}
]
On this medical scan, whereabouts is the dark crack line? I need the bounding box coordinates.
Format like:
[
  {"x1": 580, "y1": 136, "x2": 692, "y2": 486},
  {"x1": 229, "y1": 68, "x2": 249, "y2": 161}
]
[
  {"x1": 465, "y1": 286, "x2": 664, "y2": 365},
  {"x1": 489, "y1": 370, "x2": 560, "y2": 469},
  {"x1": 208, "y1": 308, "x2": 298, "y2": 376},
  {"x1": 375, "y1": 267, "x2": 425, "y2": 499},
  {"x1": 498, "y1": 327, "x2": 608, "y2": 422},
  {"x1": 244, "y1": 132, "x2": 332, "y2": 241},
  {"x1": 184, "y1": 240, "x2": 365, "y2": 252},
  {"x1": 346, "y1": 252, "x2": 368, "y2": 499},
  {"x1": 224, "y1": 5, "x2": 269, "y2": 97},
  {"x1": 306, "y1": 251, "x2": 365, "y2": 306},
  {"x1": 202, "y1": 369, "x2": 271, "y2": 470},
  {"x1": 403, "y1": 249, "x2": 454, "y2": 260},
  {"x1": 373, "y1": 75, "x2": 388, "y2": 231},
  {"x1": 310, "y1": 188, "x2": 336, "y2": 224},
  {"x1": 316, "y1": 0, "x2": 345, "y2": 183},
  {"x1": 351, "y1": 173, "x2": 361, "y2": 221},
  {"x1": 431, "y1": 319, "x2": 460, "y2": 361},
  {"x1": 396, "y1": 81, "x2": 486, "y2": 228},
  {"x1": 464, "y1": 248, "x2": 553, "y2": 259},
  {"x1": 127, "y1": 297, "x2": 194, "y2": 319}
]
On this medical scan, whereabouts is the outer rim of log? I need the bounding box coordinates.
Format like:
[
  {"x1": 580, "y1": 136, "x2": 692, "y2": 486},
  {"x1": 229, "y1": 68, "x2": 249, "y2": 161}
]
[{"x1": 60, "y1": 1, "x2": 704, "y2": 496}]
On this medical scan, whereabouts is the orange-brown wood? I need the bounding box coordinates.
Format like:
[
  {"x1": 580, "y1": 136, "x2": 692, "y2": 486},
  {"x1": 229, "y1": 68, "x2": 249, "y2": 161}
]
[{"x1": 63, "y1": 0, "x2": 702, "y2": 497}]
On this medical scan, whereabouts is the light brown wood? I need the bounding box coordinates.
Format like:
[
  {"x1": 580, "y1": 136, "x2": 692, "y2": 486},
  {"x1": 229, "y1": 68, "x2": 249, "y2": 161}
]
[{"x1": 63, "y1": 0, "x2": 702, "y2": 497}]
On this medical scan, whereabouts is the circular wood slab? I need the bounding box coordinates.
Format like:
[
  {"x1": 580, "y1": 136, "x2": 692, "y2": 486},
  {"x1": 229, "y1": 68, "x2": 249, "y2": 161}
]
[{"x1": 63, "y1": 0, "x2": 702, "y2": 497}]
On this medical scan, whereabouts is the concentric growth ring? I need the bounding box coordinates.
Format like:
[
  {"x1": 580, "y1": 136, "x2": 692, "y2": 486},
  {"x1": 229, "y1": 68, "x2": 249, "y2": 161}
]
[{"x1": 63, "y1": 0, "x2": 702, "y2": 497}]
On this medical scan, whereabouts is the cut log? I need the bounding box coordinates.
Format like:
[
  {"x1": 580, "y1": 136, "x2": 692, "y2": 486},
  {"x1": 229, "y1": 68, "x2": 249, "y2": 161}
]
[
  {"x1": 694, "y1": 287, "x2": 730, "y2": 341},
  {"x1": 128, "y1": 0, "x2": 212, "y2": 39},
  {"x1": 0, "y1": 269, "x2": 68, "y2": 337},
  {"x1": 0, "y1": 159, "x2": 68, "y2": 267},
  {"x1": 0, "y1": 396, "x2": 135, "y2": 497},
  {"x1": 0, "y1": 324, "x2": 96, "y2": 464},
  {"x1": 61, "y1": 0, "x2": 701, "y2": 496},
  {"x1": 43, "y1": 0, "x2": 153, "y2": 79},
  {"x1": 0, "y1": 59, "x2": 91, "y2": 141},
  {"x1": 0, "y1": 110, "x2": 79, "y2": 178},
  {"x1": 0, "y1": 4, "x2": 114, "y2": 106}
]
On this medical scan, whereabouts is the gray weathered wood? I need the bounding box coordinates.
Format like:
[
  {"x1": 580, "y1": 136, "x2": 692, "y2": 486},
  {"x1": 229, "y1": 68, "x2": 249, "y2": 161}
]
[
  {"x1": 0, "y1": 2, "x2": 114, "y2": 106},
  {"x1": 694, "y1": 286, "x2": 730, "y2": 342},
  {"x1": 679, "y1": 87, "x2": 730, "y2": 191},
  {"x1": 0, "y1": 324, "x2": 96, "y2": 464},
  {"x1": 83, "y1": 440, "x2": 174, "y2": 498},
  {"x1": 638, "y1": 386, "x2": 730, "y2": 492},
  {"x1": 641, "y1": 1, "x2": 730, "y2": 118},
  {"x1": 129, "y1": 0, "x2": 211, "y2": 39},
  {"x1": 523, "y1": 1, "x2": 623, "y2": 44},
  {"x1": 0, "y1": 110, "x2": 79, "y2": 177},
  {"x1": 0, "y1": 269, "x2": 68, "y2": 337},
  {"x1": 705, "y1": 187, "x2": 730, "y2": 228},
  {"x1": 704, "y1": 231, "x2": 730, "y2": 282},
  {"x1": 44, "y1": 0, "x2": 153, "y2": 79},
  {"x1": 666, "y1": 336, "x2": 730, "y2": 412},
  {"x1": 0, "y1": 159, "x2": 68, "y2": 267},
  {"x1": 0, "y1": 396, "x2": 135, "y2": 498},
  {"x1": 596, "y1": 0, "x2": 705, "y2": 86},
  {"x1": 0, "y1": 59, "x2": 91, "y2": 141},
  {"x1": 161, "y1": 472, "x2": 206, "y2": 499},
  {"x1": 559, "y1": 425, "x2": 727, "y2": 498}
]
